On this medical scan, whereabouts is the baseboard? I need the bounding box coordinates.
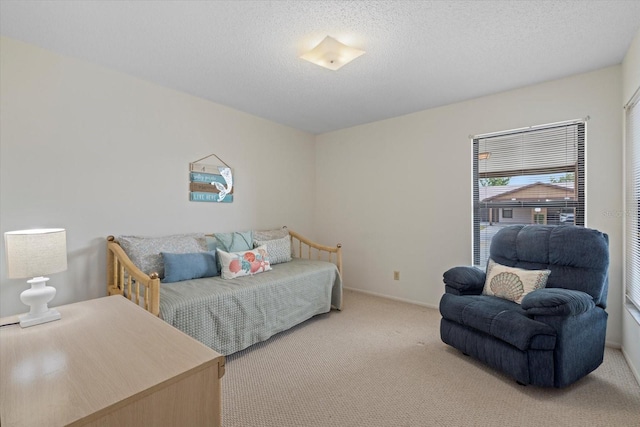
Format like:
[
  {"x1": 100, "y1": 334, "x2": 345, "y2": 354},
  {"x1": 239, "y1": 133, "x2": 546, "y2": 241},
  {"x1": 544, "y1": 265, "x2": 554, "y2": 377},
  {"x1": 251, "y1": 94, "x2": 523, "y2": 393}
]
[
  {"x1": 605, "y1": 340, "x2": 621, "y2": 349},
  {"x1": 344, "y1": 286, "x2": 439, "y2": 310},
  {"x1": 622, "y1": 347, "x2": 640, "y2": 387}
]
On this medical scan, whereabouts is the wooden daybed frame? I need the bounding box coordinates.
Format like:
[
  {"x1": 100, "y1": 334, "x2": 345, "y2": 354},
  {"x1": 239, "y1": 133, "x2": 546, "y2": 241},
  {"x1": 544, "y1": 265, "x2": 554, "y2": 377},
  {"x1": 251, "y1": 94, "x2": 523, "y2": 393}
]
[{"x1": 106, "y1": 229, "x2": 343, "y2": 317}]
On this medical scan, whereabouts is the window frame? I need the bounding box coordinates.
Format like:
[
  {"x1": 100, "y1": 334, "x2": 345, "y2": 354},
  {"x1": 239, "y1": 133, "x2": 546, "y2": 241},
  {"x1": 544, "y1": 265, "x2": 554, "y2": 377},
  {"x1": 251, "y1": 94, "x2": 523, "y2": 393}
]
[
  {"x1": 624, "y1": 88, "x2": 640, "y2": 313},
  {"x1": 472, "y1": 120, "x2": 586, "y2": 267}
]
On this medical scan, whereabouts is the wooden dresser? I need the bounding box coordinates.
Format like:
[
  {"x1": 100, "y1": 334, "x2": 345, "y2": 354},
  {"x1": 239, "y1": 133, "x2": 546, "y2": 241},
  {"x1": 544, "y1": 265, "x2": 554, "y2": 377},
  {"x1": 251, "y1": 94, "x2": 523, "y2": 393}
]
[{"x1": 0, "y1": 296, "x2": 225, "y2": 426}]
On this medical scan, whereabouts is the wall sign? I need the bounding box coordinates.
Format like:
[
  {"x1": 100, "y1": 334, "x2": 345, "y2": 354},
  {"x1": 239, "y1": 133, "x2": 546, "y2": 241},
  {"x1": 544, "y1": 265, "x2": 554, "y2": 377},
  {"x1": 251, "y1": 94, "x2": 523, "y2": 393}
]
[{"x1": 189, "y1": 154, "x2": 234, "y2": 203}]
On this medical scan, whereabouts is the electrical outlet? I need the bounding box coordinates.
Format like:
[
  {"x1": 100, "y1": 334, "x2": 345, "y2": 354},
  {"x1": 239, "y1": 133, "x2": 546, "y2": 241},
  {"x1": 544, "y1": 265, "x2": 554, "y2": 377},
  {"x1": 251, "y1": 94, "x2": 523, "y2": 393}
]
[{"x1": 393, "y1": 271, "x2": 400, "y2": 281}]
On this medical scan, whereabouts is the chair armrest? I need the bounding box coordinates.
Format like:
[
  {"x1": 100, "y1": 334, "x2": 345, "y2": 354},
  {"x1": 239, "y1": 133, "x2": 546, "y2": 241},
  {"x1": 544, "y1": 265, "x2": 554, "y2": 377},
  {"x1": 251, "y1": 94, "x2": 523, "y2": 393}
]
[
  {"x1": 443, "y1": 266, "x2": 485, "y2": 295},
  {"x1": 521, "y1": 288, "x2": 595, "y2": 316}
]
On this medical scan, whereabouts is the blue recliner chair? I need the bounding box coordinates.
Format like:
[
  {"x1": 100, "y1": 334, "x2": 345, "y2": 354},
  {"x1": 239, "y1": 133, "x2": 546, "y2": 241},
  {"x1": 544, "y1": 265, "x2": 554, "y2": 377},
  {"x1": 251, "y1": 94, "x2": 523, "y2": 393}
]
[{"x1": 439, "y1": 224, "x2": 609, "y2": 388}]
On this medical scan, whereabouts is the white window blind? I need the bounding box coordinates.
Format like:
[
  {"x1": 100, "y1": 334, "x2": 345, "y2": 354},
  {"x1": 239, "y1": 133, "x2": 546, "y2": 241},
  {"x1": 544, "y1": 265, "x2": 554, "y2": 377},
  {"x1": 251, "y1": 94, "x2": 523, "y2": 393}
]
[
  {"x1": 472, "y1": 121, "x2": 586, "y2": 267},
  {"x1": 625, "y1": 89, "x2": 640, "y2": 311}
]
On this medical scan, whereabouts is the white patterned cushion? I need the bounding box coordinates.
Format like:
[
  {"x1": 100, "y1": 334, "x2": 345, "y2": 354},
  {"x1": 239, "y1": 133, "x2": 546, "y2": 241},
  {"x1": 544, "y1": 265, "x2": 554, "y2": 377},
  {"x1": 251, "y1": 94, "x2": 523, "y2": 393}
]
[
  {"x1": 118, "y1": 233, "x2": 207, "y2": 279},
  {"x1": 253, "y1": 227, "x2": 289, "y2": 241},
  {"x1": 482, "y1": 259, "x2": 550, "y2": 304},
  {"x1": 217, "y1": 245, "x2": 272, "y2": 279},
  {"x1": 254, "y1": 236, "x2": 292, "y2": 265}
]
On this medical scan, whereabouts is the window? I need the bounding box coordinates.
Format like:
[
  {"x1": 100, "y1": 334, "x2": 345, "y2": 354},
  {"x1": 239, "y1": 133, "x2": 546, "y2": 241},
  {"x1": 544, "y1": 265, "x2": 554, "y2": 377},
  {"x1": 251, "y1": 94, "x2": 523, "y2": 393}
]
[
  {"x1": 625, "y1": 89, "x2": 640, "y2": 312},
  {"x1": 473, "y1": 120, "x2": 586, "y2": 267}
]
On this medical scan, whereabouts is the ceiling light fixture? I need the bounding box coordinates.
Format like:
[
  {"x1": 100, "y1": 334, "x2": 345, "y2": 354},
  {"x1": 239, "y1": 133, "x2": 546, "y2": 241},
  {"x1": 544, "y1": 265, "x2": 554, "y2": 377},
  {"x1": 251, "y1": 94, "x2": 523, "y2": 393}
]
[{"x1": 300, "y1": 36, "x2": 365, "y2": 71}]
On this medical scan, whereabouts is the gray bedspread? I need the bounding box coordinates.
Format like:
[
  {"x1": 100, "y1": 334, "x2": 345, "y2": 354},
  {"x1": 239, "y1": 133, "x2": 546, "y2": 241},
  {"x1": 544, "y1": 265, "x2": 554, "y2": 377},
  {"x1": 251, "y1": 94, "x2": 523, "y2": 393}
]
[{"x1": 158, "y1": 258, "x2": 342, "y2": 355}]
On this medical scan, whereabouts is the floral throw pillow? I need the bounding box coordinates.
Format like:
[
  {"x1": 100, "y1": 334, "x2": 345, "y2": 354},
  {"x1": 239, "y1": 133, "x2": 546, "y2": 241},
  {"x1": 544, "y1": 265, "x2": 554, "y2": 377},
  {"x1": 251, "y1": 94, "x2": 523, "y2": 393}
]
[
  {"x1": 482, "y1": 259, "x2": 550, "y2": 304},
  {"x1": 217, "y1": 245, "x2": 272, "y2": 279}
]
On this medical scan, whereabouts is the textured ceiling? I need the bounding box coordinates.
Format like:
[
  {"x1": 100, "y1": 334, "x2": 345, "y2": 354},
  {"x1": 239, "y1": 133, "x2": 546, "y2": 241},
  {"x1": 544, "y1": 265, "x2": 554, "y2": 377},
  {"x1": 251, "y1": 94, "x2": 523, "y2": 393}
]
[{"x1": 1, "y1": 1, "x2": 639, "y2": 134}]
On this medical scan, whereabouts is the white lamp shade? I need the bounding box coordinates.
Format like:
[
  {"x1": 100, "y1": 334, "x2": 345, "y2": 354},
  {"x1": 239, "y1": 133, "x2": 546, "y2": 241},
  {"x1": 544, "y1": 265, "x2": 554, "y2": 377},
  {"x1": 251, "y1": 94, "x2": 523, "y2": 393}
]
[
  {"x1": 300, "y1": 36, "x2": 365, "y2": 71},
  {"x1": 5, "y1": 228, "x2": 67, "y2": 279}
]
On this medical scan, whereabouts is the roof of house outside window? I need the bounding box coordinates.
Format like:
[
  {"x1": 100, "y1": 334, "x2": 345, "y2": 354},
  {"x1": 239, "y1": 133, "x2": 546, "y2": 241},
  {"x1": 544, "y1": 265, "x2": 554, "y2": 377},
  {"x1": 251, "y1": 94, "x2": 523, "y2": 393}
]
[{"x1": 480, "y1": 182, "x2": 574, "y2": 202}]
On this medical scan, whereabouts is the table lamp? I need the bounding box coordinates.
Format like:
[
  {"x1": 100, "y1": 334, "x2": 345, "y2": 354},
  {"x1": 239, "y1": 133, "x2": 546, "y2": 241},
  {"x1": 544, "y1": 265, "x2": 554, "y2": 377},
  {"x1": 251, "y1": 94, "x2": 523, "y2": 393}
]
[{"x1": 4, "y1": 228, "x2": 67, "y2": 327}]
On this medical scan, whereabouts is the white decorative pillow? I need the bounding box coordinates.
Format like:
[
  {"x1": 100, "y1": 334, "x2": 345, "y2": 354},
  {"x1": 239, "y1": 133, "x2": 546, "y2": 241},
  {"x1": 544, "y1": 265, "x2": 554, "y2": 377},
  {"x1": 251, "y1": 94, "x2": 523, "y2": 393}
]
[
  {"x1": 217, "y1": 245, "x2": 272, "y2": 279},
  {"x1": 482, "y1": 259, "x2": 550, "y2": 304},
  {"x1": 254, "y1": 236, "x2": 292, "y2": 265},
  {"x1": 253, "y1": 227, "x2": 289, "y2": 241}
]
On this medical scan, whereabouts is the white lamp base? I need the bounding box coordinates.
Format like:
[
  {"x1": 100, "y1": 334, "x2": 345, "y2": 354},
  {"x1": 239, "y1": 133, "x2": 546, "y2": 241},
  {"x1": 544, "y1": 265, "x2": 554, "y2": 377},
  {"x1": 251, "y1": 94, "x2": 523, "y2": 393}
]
[
  {"x1": 19, "y1": 276, "x2": 62, "y2": 328},
  {"x1": 19, "y1": 308, "x2": 61, "y2": 328}
]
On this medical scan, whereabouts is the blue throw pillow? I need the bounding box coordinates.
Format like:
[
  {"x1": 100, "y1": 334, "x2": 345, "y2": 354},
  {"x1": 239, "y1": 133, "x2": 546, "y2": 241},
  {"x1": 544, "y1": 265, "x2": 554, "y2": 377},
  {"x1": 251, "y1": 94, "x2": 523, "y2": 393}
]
[
  {"x1": 205, "y1": 236, "x2": 218, "y2": 251},
  {"x1": 213, "y1": 231, "x2": 253, "y2": 252},
  {"x1": 161, "y1": 251, "x2": 219, "y2": 283}
]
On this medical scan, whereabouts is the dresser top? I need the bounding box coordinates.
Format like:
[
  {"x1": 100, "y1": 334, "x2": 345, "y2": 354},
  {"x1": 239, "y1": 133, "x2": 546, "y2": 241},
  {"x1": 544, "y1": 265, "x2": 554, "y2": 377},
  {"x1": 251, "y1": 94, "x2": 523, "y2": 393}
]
[{"x1": 0, "y1": 296, "x2": 223, "y2": 426}]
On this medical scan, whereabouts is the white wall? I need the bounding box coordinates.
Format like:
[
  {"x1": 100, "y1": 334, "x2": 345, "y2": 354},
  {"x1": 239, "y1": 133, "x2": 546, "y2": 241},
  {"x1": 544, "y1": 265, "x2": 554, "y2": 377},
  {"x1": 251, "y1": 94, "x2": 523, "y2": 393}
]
[
  {"x1": 0, "y1": 34, "x2": 630, "y2": 350},
  {"x1": 316, "y1": 66, "x2": 624, "y2": 345},
  {"x1": 622, "y1": 28, "x2": 640, "y2": 383},
  {"x1": 0, "y1": 37, "x2": 316, "y2": 317}
]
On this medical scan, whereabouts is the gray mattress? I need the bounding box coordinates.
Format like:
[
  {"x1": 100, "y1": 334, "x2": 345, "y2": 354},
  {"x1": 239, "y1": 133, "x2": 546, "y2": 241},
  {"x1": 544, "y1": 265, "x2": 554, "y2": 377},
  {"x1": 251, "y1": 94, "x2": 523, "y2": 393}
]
[{"x1": 158, "y1": 257, "x2": 342, "y2": 355}]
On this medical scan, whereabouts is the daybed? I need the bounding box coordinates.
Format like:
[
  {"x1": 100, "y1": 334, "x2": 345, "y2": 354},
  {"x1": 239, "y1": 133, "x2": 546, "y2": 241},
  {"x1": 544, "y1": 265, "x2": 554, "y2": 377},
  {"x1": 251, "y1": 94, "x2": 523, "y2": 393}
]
[
  {"x1": 106, "y1": 228, "x2": 342, "y2": 355},
  {"x1": 439, "y1": 224, "x2": 609, "y2": 388}
]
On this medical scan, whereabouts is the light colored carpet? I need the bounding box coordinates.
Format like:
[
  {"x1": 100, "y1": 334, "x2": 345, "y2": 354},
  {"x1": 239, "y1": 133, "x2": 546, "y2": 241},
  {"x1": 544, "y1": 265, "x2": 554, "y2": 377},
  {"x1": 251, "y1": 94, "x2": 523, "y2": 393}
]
[{"x1": 222, "y1": 290, "x2": 640, "y2": 427}]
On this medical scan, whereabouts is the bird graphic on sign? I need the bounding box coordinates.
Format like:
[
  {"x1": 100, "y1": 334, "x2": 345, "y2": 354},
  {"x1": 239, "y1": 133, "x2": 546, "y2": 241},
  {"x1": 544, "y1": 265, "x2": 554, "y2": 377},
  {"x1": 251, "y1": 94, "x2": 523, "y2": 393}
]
[{"x1": 212, "y1": 167, "x2": 233, "y2": 202}]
